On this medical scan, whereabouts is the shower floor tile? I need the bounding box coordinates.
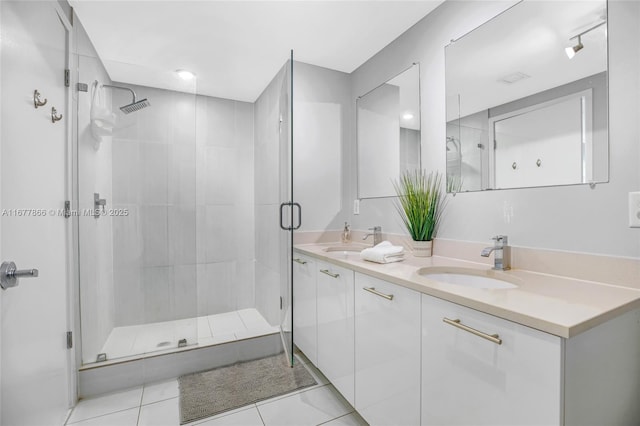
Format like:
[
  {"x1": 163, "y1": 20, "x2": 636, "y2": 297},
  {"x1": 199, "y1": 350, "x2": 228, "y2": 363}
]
[
  {"x1": 100, "y1": 309, "x2": 277, "y2": 362},
  {"x1": 207, "y1": 311, "x2": 246, "y2": 336}
]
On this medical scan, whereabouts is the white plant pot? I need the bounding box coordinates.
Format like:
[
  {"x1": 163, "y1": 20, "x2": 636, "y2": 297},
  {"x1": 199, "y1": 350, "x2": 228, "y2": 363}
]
[{"x1": 412, "y1": 240, "x2": 433, "y2": 257}]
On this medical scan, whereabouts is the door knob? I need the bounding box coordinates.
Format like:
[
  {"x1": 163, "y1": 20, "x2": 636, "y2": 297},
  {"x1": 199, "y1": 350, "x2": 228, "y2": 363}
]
[{"x1": 0, "y1": 261, "x2": 39, "y2": 290}]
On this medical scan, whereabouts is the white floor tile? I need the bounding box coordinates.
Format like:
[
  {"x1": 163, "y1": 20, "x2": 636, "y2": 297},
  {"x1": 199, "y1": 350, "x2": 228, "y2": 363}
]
[
  {"x1": 209, "y1": 312, "x2": 246, "y2": 336},
  {"x1": 68, "y1": 387, "x2": 143, "y2": 424},
  {"x1": 319, "y1": 412, "x2": 368, "y2": 426},
  {"x1": 138, "y1": 398, "x2": 180, "y2": 426},
  {"x1": 66, "y1": 407, "x2": 139, "y2": 426},
  {"x1": 195, "y1": 406, "x2": 264, "y2": 426},
  {"x1": 142, "y1": 379, "x2": 179, "y2": 405},
  {"x1": 257, "y1": 385, "x2": 352, "y2": 426}
]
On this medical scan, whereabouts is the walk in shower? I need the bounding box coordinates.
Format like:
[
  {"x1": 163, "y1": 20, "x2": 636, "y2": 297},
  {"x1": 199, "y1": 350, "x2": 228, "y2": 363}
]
[{"x1": 75, "y1": 41, "x2": 294, "y2": 367}]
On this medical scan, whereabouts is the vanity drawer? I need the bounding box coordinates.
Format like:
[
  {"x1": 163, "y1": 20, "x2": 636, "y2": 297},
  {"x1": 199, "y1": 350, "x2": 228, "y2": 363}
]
[{"x1": 421, "y1": 294, "x2": 562, "y2": 426}]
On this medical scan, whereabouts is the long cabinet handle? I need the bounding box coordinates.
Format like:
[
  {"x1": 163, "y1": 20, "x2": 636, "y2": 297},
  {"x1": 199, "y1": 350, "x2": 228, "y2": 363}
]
[
  {"x1": 320, "y1": 269, "x2": 339, "y2": 278},
  {"x1": 293, "y1": 258, "x2": 307, "y2": 265},
  {"x1": 363, "y1": 287, "x2": 394, "y2": 301},
  {"x1": 443, "y1": 317, "x2": 502, "y2": 345}
]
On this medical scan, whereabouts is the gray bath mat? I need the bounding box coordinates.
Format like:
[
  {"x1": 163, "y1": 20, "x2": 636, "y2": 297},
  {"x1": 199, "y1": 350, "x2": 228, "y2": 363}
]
[{"x1": 178, "y1": 354, "x2": 317, "y2": 424}]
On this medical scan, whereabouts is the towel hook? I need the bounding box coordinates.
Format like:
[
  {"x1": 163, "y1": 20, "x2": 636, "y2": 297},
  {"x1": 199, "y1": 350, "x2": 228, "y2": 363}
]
[
  {"x1": 33, "y1": 90, "x2": 47, "y2": 109},
  {"x1": 51, "y1": 107, "x2": 63, "y2": 123}
]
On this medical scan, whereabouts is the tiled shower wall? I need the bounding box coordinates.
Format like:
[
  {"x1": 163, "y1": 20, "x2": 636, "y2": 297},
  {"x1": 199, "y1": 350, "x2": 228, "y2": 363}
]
[
  {"x1": 195, "y1": 96, "x2": 255, "y2": 318},
  {"x1": 110, "y1": 86, "x2": 255, "y2": 327}
]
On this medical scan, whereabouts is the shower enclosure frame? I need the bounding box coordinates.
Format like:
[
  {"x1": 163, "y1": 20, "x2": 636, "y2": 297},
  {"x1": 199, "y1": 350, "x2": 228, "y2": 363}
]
[{"x1": 72, "y1": 56, "x2": 298, "y2": 371}]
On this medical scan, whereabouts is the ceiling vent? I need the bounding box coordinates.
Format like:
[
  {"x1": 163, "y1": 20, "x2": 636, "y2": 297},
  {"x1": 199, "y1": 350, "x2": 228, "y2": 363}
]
[{"x1": 497, "y1": 72, "x2": 531, "y2": 84}]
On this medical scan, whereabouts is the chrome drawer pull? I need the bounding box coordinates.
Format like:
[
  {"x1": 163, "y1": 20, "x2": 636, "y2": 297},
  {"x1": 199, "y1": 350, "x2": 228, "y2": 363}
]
[
  {"x1": 293, "y1": 258, "x2": 307, "y2": 265},
  {"x1": 363, "y1": 287, "x2": 393, "y2": 301},
  {"x1": 443, "y1": 317, "x2": 502, "y2": 345},
  {"x1": 320, "y1": 269, "x2": 339, "y2": 278}
]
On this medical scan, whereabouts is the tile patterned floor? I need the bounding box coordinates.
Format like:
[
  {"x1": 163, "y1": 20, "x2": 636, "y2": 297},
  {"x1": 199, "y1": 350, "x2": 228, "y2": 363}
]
[{"x1": 66, "y1": 354, "x2": 368, "y2": 426}]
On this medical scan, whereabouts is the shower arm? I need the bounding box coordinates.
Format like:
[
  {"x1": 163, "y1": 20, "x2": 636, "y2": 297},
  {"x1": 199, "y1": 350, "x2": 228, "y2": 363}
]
[{"x1": 102, "y1": 84, "x2": 139, "y2": 103}]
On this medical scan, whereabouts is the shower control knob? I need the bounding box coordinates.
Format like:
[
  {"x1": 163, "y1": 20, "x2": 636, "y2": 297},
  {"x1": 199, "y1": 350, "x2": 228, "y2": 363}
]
[{"x1": 0, "y1": 261, "x2": 39, "y2": 290}]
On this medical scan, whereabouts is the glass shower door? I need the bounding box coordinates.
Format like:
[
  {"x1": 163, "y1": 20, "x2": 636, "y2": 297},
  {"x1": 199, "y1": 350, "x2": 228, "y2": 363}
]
[
  {"x1": 278, "y1": 54, "x2": 295, "y2": 366},
  {"x1": 76, "y1": 58, "x2": 198, "y2": 365}
]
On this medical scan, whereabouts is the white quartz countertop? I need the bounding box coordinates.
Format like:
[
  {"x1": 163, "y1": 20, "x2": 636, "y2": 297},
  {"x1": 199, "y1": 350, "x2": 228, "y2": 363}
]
[{"x1": 294, "y1": 242, "x2": 640, "y2": 338}]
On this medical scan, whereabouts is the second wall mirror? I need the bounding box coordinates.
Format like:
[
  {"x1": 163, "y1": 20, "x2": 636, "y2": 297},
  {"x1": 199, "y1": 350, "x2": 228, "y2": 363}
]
[
  {"x1": 445, "y1": 0, "x2": 608, "y2": 192},
  {"x1": 357, "y1": 63, "x2": 421, "y2": 199}
]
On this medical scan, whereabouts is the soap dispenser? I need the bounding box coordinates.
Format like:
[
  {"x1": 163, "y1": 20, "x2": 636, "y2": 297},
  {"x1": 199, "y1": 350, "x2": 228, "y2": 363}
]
[{"x1": 341, "y1": 222, "x2": 351, "y2": 244}]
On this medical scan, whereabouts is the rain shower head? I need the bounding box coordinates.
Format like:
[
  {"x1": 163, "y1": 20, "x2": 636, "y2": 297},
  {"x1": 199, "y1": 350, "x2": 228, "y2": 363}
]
[
  {"x1": 120, "y1": 98, "x2": 150, "y2": 114},
  {"x1": 102, "y1": 83, "x2": 151, "y2": 114}
]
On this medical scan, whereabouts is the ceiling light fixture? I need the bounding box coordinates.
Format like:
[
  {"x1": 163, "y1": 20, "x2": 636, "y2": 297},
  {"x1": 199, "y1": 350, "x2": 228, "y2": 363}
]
[
  {"x1": 402, "y1": 113, "x2": 414, "y2": 120},
  {"x1": 565, "y1": 36, "x2": 584, "y2": 59},
  {"x1": 176, "y1": 69, "x2": 195, "y2": 80},
  {"x1": 565, "y1": 20, "x2": 606, "y2": 59}
]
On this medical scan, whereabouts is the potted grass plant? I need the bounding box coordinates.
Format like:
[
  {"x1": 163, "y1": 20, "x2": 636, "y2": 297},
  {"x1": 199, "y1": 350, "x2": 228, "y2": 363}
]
[{"x1": 393, "y1": 170, "x2": 448, "y2": 257}]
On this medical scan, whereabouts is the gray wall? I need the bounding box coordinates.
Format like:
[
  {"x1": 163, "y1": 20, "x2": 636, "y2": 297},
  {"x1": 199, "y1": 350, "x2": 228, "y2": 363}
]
[{"x1": 351, "y1": 0, "x2": 640, "y2": 258}]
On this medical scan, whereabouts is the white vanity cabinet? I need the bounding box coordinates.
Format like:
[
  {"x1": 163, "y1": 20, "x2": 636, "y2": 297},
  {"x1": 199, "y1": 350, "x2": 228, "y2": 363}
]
[
  {"x1": 316, "y1": 261, "x2": 355, "y2": 405},
  {"x1": 292, "y1": 254, "x2": 317, "y2": 365},
  {"x1": 354, "y1": 273, "x2": 421, "y2": 426},
  {"x1": 421, "y1": 294, "x2": 562, "y2": 426}
]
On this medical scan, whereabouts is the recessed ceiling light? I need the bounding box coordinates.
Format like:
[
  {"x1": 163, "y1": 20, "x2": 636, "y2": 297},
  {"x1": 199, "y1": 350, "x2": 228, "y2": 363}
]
[
  {"x1": 176, "y1": 69, "x2": 195, "y2": 80},
  {"x1": 402, "y1": 113, "x2": 414, "y2": 120}
]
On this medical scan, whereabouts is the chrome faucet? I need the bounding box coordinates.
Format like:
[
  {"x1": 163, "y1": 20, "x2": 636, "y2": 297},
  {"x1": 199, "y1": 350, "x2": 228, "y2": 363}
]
[
  {"x1": 362, "y1": 226, "x2": 382, "y2": 246},
  {"x1": 481, "y1": 235, "x2": 511, "y2": 271}
]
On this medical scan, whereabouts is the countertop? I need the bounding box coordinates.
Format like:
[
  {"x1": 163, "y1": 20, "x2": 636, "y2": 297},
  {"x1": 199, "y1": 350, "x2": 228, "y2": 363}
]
[{"x1": 294, "y1": 242, "x2": 640, "y2": 338}]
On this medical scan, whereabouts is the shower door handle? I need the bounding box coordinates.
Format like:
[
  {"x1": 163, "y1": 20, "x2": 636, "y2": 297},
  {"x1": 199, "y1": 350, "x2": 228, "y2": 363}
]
[
  {"x1": 0, "y1": 261, "x2": 39, "y2": 290},
  {"x1": 292, "y1": 202, "x2": 302, "y2": 230},
  {"x1": 279, "y1": 202, "x2": 302, "y2": 230}
]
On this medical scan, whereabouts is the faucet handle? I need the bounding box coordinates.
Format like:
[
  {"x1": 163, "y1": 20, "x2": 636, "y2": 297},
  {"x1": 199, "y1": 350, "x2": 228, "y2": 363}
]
[
  {"x1": 492, "y1": 235, "x2": 508, "y2": 245},
  {"x1": 369, "y1": 226, "x2": 382, "y2": 232}
]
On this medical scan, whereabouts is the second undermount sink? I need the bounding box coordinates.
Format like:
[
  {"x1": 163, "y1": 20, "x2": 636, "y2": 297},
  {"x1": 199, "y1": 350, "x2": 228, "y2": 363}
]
[
  {"x1": 324, "y1": 245, "x2": 364, "y2": 254},
  {"x1": 418, "y1": 267, "x2": 518, "y2": 289}
]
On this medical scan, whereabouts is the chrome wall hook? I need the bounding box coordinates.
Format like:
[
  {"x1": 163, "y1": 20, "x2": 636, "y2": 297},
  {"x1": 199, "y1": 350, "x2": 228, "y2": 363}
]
[
  {"x1": 33, "y1": 90, "x2": 47, "y2": 108},
  {"x1": 51, "y1": 107, "x2": 63, "y2": 123}
]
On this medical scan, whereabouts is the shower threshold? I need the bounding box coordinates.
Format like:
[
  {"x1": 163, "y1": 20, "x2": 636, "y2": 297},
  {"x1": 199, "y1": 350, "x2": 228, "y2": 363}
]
[{"x1": 87, "y1": 308, "x2": 278, "y2": 367}]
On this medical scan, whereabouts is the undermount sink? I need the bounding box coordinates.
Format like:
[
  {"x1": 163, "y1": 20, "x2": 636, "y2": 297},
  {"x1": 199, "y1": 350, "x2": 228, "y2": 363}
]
[
  {"x1": 418, "y1": 267, "x2": 518, "y2": 289},
  {"x1": 323, "y1": 245, "x2": 364, "y2": 254}
]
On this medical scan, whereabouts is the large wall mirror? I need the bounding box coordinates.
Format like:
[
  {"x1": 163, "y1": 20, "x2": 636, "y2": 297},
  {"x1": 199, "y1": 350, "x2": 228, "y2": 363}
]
[
  {"x1": 446, "y1": 0, "x2": 608, "y2": 192},
  {"x1": 357, "y1": 63, "x2": 421, "y2": 199}
]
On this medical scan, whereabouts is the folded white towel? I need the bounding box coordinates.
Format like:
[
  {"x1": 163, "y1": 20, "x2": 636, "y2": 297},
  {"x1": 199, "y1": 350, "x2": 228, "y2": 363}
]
[{"x1": 360, "y1": 241, "x2": 405, "y2": 264}]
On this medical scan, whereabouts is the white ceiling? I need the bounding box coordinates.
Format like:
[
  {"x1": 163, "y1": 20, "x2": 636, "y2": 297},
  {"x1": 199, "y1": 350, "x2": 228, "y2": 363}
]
[{"x1": 70, "y1": 0, "x2": 444, "y2": 102}]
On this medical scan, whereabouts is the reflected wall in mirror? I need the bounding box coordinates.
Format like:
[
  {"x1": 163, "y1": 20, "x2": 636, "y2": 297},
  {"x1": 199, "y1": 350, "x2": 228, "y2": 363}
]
[
  {"x1": 357, "y1": 63, "x2": 420, "y2": 199},
  {"x1": 446, "y1": 0, "x2": 608, "y2": 192}
]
